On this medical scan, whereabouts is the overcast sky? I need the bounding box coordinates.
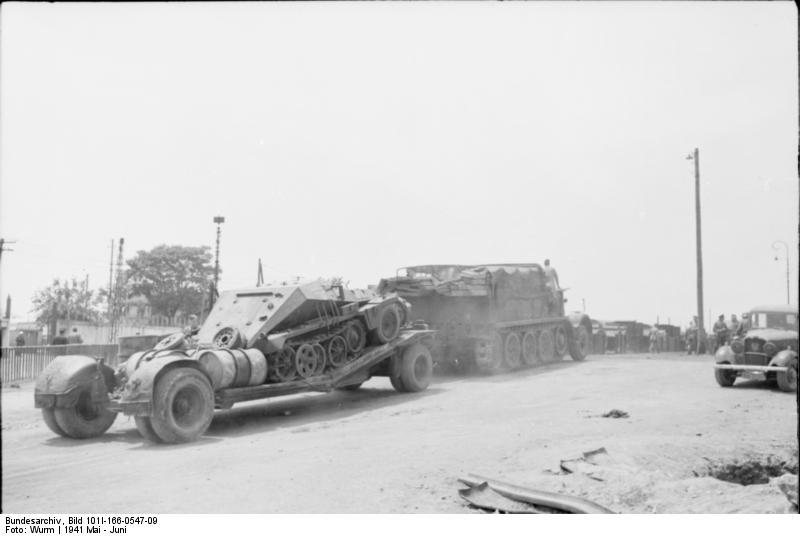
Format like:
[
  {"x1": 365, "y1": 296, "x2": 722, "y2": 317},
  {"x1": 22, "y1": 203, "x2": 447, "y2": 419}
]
[{"x1": 1, "y1": 1, "x2": 797, "y2": 328}]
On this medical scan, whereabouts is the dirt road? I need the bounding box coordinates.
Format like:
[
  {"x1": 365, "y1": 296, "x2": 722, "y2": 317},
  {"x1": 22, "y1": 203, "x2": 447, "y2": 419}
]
[{"x1": 2, "y1": 353, "x2": 797, "y2": 513}]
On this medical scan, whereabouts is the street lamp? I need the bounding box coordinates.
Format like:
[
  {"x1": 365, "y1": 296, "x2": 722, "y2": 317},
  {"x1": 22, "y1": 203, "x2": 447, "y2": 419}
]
[
  {"x1": 772, "y1": 240, "x2": 790, "y2": 305},
  {"x1": 213, "y1": 216, "x2": 225, "y2": 294}
]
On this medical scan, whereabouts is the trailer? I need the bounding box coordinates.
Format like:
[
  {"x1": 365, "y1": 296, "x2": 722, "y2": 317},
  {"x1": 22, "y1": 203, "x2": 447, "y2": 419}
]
[{"x1": 34, "y1": 280, "x2": 436, "y2": 444}]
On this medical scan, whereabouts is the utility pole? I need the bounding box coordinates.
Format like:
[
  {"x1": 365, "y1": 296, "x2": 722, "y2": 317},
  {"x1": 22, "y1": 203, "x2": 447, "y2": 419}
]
[
  {"x1": 109, "y1": 238, "x2": 125, "y2": 343},
  {"x1": 772, "y1": 240, "x2": 790, "y2": 305},
  {"x1": 108, "y1": 239, "x2": 115, "y2": 316},
  {"x1": 213, "y1": 216, "x2": 225, "y2": 296},
  {"x1": 0, "y1": 238, "x2": 16, "y2": 263},
  {"x1": 687, "y1": 148, "x2": 705, "y2": 354}
]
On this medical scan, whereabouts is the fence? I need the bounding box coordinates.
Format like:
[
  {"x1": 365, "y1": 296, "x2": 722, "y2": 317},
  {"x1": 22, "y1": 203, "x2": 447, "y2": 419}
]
[{"x1": 0, "y1": 344, "x2": 119, "y2": 385}]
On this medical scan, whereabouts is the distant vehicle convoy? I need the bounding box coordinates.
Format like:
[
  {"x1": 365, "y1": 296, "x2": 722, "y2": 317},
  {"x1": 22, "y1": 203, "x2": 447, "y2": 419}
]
[
  {"x1": 34, "y1": 281, "x2": 435, "y2": 444},
  {"x1": 714, "y1": 305, "x2": 798, "y2": 392},
  {"x1": 377, "y1": 264, "x2": 592, "y2": 372}
]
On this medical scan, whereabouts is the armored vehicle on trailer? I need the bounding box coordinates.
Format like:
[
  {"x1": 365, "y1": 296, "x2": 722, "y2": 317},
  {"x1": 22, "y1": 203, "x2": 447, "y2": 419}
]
[
  {"x1": 377, "y1": 264, "x2": 592, "y2": 372},
  {"x1": 34, "y1": 280, "x2": 435, "y2": 444}
]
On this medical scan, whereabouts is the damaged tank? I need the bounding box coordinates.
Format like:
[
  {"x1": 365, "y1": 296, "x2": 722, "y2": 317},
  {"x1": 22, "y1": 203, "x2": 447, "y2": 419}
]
[
  {"x1": 377, "y1": 264, "x2": 593, "y2": 372},
  {"x1": 34, "y1": 280, "x2": 435, "y2": 444}
]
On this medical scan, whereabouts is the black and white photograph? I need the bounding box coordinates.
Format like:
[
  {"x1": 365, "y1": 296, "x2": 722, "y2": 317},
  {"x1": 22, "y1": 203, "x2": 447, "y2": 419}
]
[{"x1": 0, "y1": 0, "x2": 797, "y2": 522}]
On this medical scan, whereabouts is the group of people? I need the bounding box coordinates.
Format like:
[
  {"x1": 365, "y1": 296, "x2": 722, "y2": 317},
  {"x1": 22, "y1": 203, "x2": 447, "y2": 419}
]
[{"x1": 712, "y1": 314, "x2": 745, "y2": 350}]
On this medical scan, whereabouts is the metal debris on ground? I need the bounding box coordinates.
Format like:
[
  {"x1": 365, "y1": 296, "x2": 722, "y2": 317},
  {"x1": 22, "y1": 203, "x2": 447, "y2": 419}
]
[
  {"x1": 601, "y1": 409, "x2": 629, "y2": 418},
  {"x1": 458, "y1": 474, "x2": 615, "y2": 514},
  {"x1": 458, "y1": 482, "x2": 557, "y2": 514}
]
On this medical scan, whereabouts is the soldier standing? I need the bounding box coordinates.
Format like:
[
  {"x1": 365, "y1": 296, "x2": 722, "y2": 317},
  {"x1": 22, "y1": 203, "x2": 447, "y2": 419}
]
[
  {"x1": 543, "y1": 259, "x2": 560, "y2": 314},
  {"x1": 712, "y1": 314, "x2": 728, "y2": 350}
]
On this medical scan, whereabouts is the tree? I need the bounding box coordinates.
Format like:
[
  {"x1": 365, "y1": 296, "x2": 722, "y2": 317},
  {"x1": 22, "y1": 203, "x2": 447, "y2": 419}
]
[
  {"x1": 33, "y1": 278, "x2": 101, "y2": 325},
  {"x1": 126, "y1": 245, "x2": 215, "y2": 318}
]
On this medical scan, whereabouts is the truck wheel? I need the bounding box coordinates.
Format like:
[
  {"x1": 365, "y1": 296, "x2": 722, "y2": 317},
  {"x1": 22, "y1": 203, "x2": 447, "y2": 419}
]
[
  {"x1": 538, "y1": 330, "x2": 556, "y2": 363},
  {"x1": 41, "y1": 409, "x2": 68, "y2": 437},
  {"x1": 150, "y1": 367, "x2": 214, "y2": 444},
  {"x1": 521, "y1": 331, "x2": 539, "y2": 367},
  {"x1": 776, "y1": 360, "x2": 797, "y2": 392},
  {"x1": 503, "y1": 332, "x2": 522, "y2": 369},
  {"x1": 53, "y1": 388, "x2": 117, "y2": 439},
  {"x1": 135, "y1": 416, "x2": 163, "y2": 443},
  {"x1": 569, "y1": 325, "x2": 591, "y2": 361},
  {"x1": 554, "y1": 326, "x2": 568, "y2": 359},
  {"x1": 714, "y1": 366, "x2": 737, "y2": 387},
  {"x1": 373, "y1": 304, "x2": 401, "y2": 343},
  {"x1": 399, "y1": 343, "x2": 433, "y2": 392}
]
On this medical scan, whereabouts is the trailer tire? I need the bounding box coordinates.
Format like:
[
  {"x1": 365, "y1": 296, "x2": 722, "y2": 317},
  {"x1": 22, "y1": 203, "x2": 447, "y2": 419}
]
[
  {"x1": 714, "y1": 365, "x2": 737, "y2": 387},
  {"x1": 569, "y1": 325, "x2": 591, "y2": 361},
  {"x1": 53, "y1": 388, "x2": 117, "y2": 439},
  {"x1": 41, "y1": 409, "x2": 68, "y2": 437},
  {"x1": 399, "y1": 343, "x2": 433, "y2": 392},
  {"x1": 135, "y1": 416, "x2": 163, "y2": 443},
  {"x1": 776, "y1": 360, "x2": 797, "y2": 392},
  {"x1": 150, "y1": 367, "x2": 214, "y2": 444},
  {"x1": 373, "y1": 304, "x2": 402, "y2": 344},
  {"x1": 390, "y1": 374, "x2": 407, "y2": 392}
]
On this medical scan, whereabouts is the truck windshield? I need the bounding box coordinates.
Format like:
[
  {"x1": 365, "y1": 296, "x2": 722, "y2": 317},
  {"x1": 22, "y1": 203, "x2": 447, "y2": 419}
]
[{"x1": 750, "y1": 312, "x2": 798, "y2": 330}]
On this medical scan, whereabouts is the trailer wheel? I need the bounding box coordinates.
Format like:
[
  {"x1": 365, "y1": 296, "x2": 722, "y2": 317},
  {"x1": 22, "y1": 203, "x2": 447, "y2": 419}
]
[
  {"x1": 399, "y1": 343, "x2": 433, "y2": 392},
  {"x1": 150, "y1": 367, "x2": 214, "y2": 444},
  {"x1": 390, "y1": 374, "x2": 407, "y2": 392},
  {"x1": 135, "y1": 416, "x2": 163, "y2": 443},
  {"x1": 41, "y1": 409, "x2": 68, "y2": 437},
  {"x1": 714, "y1": 365, "x2": 737, "y2": 387},
  {"x1": 538, "y1": 330, "x2": 556, "y2": 363},
  {"x1": 53, "y1": 388, "x2": 117, "y2": 439},
  {"x1": 569, "y1": 325, "x2": 591, "y2": 361},
  {"x1": 554, "y1": 326, "x2": 568, "y2": 359},
  {"x1": 503, "y1": 332, "x2": 522, "y2": 369},
  {"x1": 521, "y1": 331, "x2": 539, "y2": 367},
  {"x1": 373, "y1": 304, "x2": 401, "y2": 343},
  {"x1": 776, "y1": 360, "x2": 797, "y2": 392}
]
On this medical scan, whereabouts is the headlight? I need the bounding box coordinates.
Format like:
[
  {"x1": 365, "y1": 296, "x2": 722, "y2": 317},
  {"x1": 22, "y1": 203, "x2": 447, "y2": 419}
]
[
  {"x1": 731, "y1": 339, "x2": 744, "y2": 354},
  {"x1": 764, "y1": 342, "x2": 777, "y2": 356}
]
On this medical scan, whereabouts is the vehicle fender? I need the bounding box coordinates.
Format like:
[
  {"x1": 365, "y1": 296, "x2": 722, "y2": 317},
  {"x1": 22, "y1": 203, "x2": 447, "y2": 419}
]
[
  {"x1": 714, "y1": 345, "x2": 736, "y2": 364},
  {"x1": 769, "y1": 349, "x2": 798, "y2": 368},
  {"x1": 120, "y1": 353, "x2": 211, "y2": 405},
  {"x1": 359, "y1": 294, "x2": 405, "y2": 330},
  {"x1": 34, "y1": 355, "x2": 115, "y2": 409}
]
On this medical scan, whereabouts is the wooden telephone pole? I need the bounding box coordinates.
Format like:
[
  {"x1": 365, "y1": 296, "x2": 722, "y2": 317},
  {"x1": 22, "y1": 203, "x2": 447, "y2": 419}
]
[{"x1": 687, "y1": 148, "x2": 705, "y2": 354}]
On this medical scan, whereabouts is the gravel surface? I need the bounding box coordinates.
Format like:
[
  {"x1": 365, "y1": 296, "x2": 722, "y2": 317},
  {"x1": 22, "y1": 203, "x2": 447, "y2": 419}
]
[{"x1": 2, "y1": 352, "x2": 797, "y2": 513}]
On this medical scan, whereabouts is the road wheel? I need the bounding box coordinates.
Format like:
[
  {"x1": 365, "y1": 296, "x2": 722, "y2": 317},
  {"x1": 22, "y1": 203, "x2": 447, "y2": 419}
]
[
  {"x1": 373, "y1": 304, "x2": 402, "y2": 343},
  {"x1": 344, "y1": 321, "x2": 367, "y2": 355},
  {"x1": 569, "y1": 325, "x2": 591, "y2": 361},
  {"x1": 714, "y1": 366, "x2": 737, "y2": 387},
  {"x1": 53, "y1": 387, "x2": 117, "y2": 439},
  {"x1": 776, "y1": 360, "x2": 798, "y2": 392},
  {"x1": 41, "y1": 409, "x2": 68, "y2": 437},
  {"x1": 327, "y1": 336, "x2": 349, "y2": 368},
  {"x1": 153, "y1": 332, "x2": 186, "y2": 351},
  {"x1": 503, "y1": 332, "x2": 522, "y2": 369},
  {"x1": 270, "y1": 347, "x2": 296, "y2": 382},
  {"x1": 399, "y1": 343, "x2": 433, "y2": 392},
  {"x1": 521, "y1": 331, "x2": 539, "y2": 367},
  {"x1": 538, "y1": 330, "x2": 556, "y2": 363},
  {"x1": 135, "y1": 416, "x2": 163, "y2": 443},
  {"x1": 295, "y1": 344, "x2": 319, "y2": 379},
  {"x1": 150, "y1": 367, "x2": 214, "y2": 444},
  {"x1": 554, "y1": 325, "x2": 568, "y2": 359}
]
